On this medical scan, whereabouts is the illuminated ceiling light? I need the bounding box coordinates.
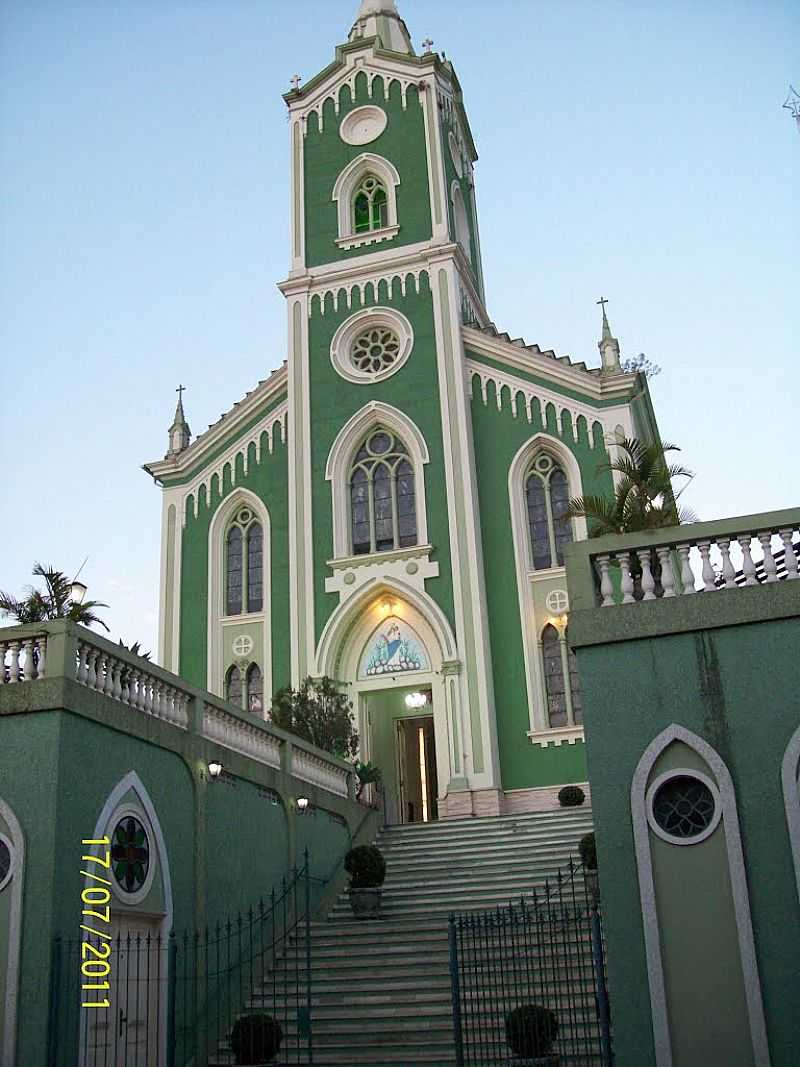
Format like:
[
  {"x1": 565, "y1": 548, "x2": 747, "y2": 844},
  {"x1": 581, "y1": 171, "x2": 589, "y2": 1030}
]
[
  {"x1": 380, "y1": 597, "x2": 395, "y2": 616},
  {"x1": 208, "y1": 761, "x2": 223, "y2": 779},
  {"x1": 296, "y1": 796, "x2": 310, "y2": 814},
  {"x1": 405, "y1": 691, "x2": 429, "y2": 709}
]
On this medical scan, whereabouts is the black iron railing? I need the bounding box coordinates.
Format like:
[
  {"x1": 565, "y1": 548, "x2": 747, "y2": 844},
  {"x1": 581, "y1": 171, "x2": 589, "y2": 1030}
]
[
  {"x1": 49, "y1": 856, "x2": 314, "y2": 1067},
  {"x1": 449, "y1": 861, "x2": 613, "y2": 1067}
]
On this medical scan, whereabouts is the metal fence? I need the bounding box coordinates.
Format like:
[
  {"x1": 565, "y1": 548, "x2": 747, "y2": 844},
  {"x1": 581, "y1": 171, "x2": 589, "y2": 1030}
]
[
  {"x1": 48, "y1": 857, "x2": 314, "y2": 1067},
  {"x1": 449, "y1": 862, "x2": 613, "y2": 1067}
]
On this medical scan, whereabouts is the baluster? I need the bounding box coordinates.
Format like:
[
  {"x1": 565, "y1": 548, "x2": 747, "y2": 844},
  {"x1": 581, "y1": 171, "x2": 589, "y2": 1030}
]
[
  {"x1": 717, "y1": 537, "x2": 737, "y2": 589},
  {"x1": 126, "y1": 670, "x2": 137, "y2": 706},
  {"x1": 696, "y1": 540, "x2": 716, "y2": 591},
  {"x1": 636, "y1": 550, "x2": 655, "y2": 600},
  {"x1": 655, "y1": 547, "x2": 676, "y2": 598},
  {"x1": 738, "y1": 535, "x2": 758, "y2": 586},
  {"x1": 77, "y1": 643, "x2": 90, "y2": 684},
  {"x1": 111, "y1": 662, "x2": 122, "y2": 701},
  {"x1": 618, "y1": 552, "x2": 635, "y2": 604},
  {"x1": 141, "y1": 675, "x2": 153, "y2": 713},
  {"x1": 676, "y1": 544, "x2": 695, "y2": 594},
  {"x1": 7, "y1": 642, "x2": 20, "y2": 684},
  {"x1": 35, "y1": 637, "x2": 46, "y2": 678},
  {"x1": 596, "y1": 555, "x2": 614, "y2": 607},
  {"x1": 137, "y1": 673, "x2": 148, "y2": 712},
  {"x1": 103, "y1": 656, "x2": 115, "y2": 696},
  {"x1": 22, "y1": 638, "x2": 35, "y2": 681},
  {"x1": 163, "y1": 687, "x2": 175, "y2": 723},
  {"x1": 0, "y1": 642, "x2": 7, "y2": 684},
  {"x1": 87, "y1": 650, "x2": 99, "y2": 690},
  {"x1": 151, "y1": 681, "x2": 162, "y2": 718},
  {"x1": 758, "y1": 532, "x2": 778, "y2": 583},
  {"x1": 779, "y1": 528, "x2": 799, "y2": 579}
]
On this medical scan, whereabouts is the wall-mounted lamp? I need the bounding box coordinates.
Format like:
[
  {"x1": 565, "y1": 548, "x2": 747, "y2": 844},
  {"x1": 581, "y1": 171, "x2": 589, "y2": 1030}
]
[
  {"x1": 296, "y1": 796, "x2": 310, "y2": 814},
  {"x1": 70, "y1": 580, "x2": 88, "y2": 605},
  {"x1": 208, "y1": 761, "x2": 223, "y2": 779},
  {"x1": 405, "y1": 691, "x2": 429, "y2": 709}
]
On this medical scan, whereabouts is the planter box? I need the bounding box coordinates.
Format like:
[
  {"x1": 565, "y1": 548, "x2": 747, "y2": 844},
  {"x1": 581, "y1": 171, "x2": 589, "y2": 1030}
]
[{"x1": 349, "y1": 886, "x2": 382, "y2": 919}]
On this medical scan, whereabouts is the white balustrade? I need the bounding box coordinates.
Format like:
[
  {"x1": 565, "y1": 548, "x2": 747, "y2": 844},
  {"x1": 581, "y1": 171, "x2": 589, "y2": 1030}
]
[
  {"x1": 291, "y1": 747, "x2": 350, "y2": 798},
  {"x1": 592, "y1": 519, "x2": 800, "y2": 607},
  {"x1": 202, "y1": 704, "x2": 282, "y2": 769},
  {"x1": 73, "y1": 641, "x2": 189, "y2": 729},
  {"x1": 0, "y1": 634, "x2": 47, "y2": 684}
]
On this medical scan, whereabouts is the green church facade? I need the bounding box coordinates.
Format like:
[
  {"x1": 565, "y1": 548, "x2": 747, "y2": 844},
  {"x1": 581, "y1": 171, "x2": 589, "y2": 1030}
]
[{"x1": 145, "y1": 1, "x2": 662, "y2": 823}]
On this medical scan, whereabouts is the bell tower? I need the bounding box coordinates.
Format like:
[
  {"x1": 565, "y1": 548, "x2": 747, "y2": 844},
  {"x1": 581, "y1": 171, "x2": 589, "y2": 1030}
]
[{"x1": 278, "y1": 0, "x2": 502, "y2": 809}]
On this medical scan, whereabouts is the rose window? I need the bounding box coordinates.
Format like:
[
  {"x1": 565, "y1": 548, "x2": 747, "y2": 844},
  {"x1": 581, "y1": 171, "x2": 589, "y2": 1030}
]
[
  {"x1": 351, "y1": 327, "x2": 401, "y2": 376},
  {"x1": 111, "y1": 815, "x2": 150, "y2": 894},
  {"x1": 652, "y1": 775, "x2": 716, "y2": 840}
]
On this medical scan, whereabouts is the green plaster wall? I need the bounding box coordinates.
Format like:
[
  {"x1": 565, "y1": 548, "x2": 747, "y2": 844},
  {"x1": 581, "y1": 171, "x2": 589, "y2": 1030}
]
[
  {"x1": 179, "y1": 431, "x2": 290, "y2": 697},
  {"x1": 571, "y1": 611, "x2": 800, "y2": 1067},
  {"x1": 470, "y1": 380, "x2": 613, "y2": 790},
  {"x1": 308, "y1": 276, "x2": 455, "y2": 641},
  {"x1": 304, "y1": 75, "x2": 431, "y2": 267}
]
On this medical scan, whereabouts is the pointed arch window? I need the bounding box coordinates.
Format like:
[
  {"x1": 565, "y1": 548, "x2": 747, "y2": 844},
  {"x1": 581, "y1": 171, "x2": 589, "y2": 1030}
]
[
  {"x1": 225, "y1": 507, "x2": 264, "y2": 616},
  {"x1": 225, "y1": 664, "x2": 242, "y2": 706},
  {"x1": 353, "y1": 175, "x2": 388, "y2": 234},
  {"x1": 246, "y1": 664, "x2": 263, "y2": 715},
  {"x1": 541, "y1": 623, "x2": 582, "y2": 728},
  {"x1": 526, "y1": 454, "x2": 573, "y2": 570},
  {"x1": 349, "y1": 428, "x2": 417, "y2": 555}
]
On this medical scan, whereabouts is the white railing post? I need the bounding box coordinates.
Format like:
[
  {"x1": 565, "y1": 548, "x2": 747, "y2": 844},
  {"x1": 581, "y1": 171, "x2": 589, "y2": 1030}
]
[
  {"x1": 618, "y1": 552, "x2": 635, "y2": 604},
  {"x1": 637, "y1": 549, "x2": 657, "y2": 600},
  {"x1": 758, "y1": 532, "x2": 778, "y2": 583},
  {"x1": 779, "y1": 528, "x2": 799, "y2": 579},
  {"x1": 716, "y1": 538, "x2": 737, "y2": 589},
  {"x1": 596, "y1": 555, "x2": 614, "y2": 607},
  {"x1": 697, "y1": 541, "x2": 716, "y2": 592},
  {"x1": 677, "y1": 544, "x2": 695, "y2": 594},
  {"x1": 738, "y1": 535, "x2": 758, "y2": 586},
  {"x1": 655, "y1": 547, "x2": 676, "y2": 598}
]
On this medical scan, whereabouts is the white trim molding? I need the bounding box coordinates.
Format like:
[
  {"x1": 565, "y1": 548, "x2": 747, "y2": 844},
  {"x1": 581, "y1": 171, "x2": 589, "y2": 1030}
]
[
  {"x1": 325, "y1": 401, "x2": 431, "y2": 561},
  {"x1": 630, "y1": 724, "x2": 770, "y2": 1067},
  {"x1": 329, "y1": 305, "x2": 414, "y2": 385},
  {"x1": 207, "y1": 487, "x2": 271, "y2": 705},
  {"x1": 782, "y1": 724, "x2": 800, "y2": 905},
  {"x1": 508, "y1": 434, "x2": 587, "y2": 736},
  {"x1": 0, "y1": 798, "x2": 24, "y2": 1067},
  {"x1": 332, "y1": 152, "x2": 400, "y2": 251},
  {"x1": 450, "y1": 180, "x2": 471, "y2": 260}
]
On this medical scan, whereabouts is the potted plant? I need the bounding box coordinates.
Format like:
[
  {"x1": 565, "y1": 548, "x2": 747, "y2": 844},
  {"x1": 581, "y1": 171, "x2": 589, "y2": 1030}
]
[
  {"x1": 345, "y1": 844, "x2": 386, "y2": 919},
  {"x1": 557, "y1": 785, "x2": 585, "y2": 807},
  {"x1": 505, "y1": 1004, "x2": 559, "y2": 1064},
  {"x1": 230, "y1": 1013, "x2": 283, "y2": 1065},
  {"x1": 579, "y1": 831, "x2": 599, "y2": 901},
  {"x1": 354, "y1": 760, "x2": 382, "y2": 802}
]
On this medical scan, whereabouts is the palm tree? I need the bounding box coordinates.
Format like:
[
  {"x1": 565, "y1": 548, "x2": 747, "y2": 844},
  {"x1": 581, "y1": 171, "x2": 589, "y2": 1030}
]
[
  {"x1": 0, "y1": 563, "x2": 109, "y2": 631},
  {"x1": 566, "y1": 437, "x2": 696, "y2": 537}
]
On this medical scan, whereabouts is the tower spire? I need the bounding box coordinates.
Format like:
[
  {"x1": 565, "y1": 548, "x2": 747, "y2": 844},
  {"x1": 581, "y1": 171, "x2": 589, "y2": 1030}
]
[
  {"x1": 596, "y1": 298, "x2": 621, "y2": 373},
  {"x1": 167, "y1": 384, "x2": 191, "y2": 457},
  {"x1": 348, "y1": 0, "x2": 414, "y2": 55}
]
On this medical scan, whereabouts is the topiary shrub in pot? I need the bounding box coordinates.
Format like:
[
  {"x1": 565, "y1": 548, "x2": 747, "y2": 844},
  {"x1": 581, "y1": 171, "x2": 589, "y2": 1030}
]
[
  {"x1": 345, "y1": 844, "x2": 386, "y2": 919},
  {"x1": 230, "y1": 1013, "x2": 283, "y2": 1065},
  {"x1": 505, "y1": 1004, "x2": 559, "y2": 1064},
  {"x1": 557, "y1": 785, "x2": 585, "y2": 808}
]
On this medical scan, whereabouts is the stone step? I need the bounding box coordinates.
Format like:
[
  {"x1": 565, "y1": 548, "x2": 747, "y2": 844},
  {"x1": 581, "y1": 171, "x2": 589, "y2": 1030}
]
[
  {"x1": 376, "y1": 808, "x2": 591, "y2": 837},
  {"x1": 377, "y1": 842, "x2": 587, "y2": 873},
  {"x1": 376, "y1": 824, "x2": 592, "y2": 856}
]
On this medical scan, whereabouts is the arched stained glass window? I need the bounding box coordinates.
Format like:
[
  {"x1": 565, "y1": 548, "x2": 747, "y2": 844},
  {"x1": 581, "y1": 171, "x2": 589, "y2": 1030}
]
[
  {"x1": 225, "y1": 664, "x2": 242, "y2": 707},
  {"x1": 247, "y1": 522, "x2": 263, "y2": 613},
  {"x1": 541, "y1": 623, "x2": 582, "y2": 728},
  {"x1": 353, "y1": 175, "x2": 388, "y2": 234},
  {"x1": 225, "y1": 507, "x2": 264, "y2": 616},
  {"x1": 526, "y1": 454, "x2": 574, "y2": 570},
  {"x1": 349, "y1": 429, "x2": 417, "y2": 555},
  {"x1": 246, "y1": 663, "x2": 263, "y2": 715}
]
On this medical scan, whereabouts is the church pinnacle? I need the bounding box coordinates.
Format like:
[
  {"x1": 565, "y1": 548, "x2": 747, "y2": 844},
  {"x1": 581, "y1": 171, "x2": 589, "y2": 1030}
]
[
  {"x1": 596, "y1": 298, "x2": 621, "y2": 373},
  {"x1": 349, "y1": 0, "x2": 414, "y2": 55},
  {"x1": 167, "y1": 384, "x2": 191, "y2": 457}
]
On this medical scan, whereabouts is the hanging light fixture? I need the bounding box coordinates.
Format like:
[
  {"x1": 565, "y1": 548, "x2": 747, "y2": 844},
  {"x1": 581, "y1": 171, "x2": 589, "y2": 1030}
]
[
  {"x1": 405, "y1": 691, "x2": 429, "y2": 709},
  {"x1": 208, "y1": 761, "x2": 223, "y2": 779},
  {"x1": 296, "y1": 796, "x2": 310, "y2": 814}
]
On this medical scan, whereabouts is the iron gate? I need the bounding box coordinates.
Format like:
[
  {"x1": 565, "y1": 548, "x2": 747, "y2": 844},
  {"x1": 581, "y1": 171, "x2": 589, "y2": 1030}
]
[
  {"x1": 449, "y1": 862, "x2": 613, "y2": 1067},
  {"x1": 48, "y1": 858, "x2": 314, "y2": 1067}
]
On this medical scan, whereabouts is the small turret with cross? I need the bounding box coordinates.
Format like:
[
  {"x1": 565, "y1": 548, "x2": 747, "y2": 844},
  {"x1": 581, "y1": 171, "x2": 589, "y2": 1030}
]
[
  {"x1": 596, "y1": 298, "x2": 621, "y2": 373},
  {"x1": 167, "y1": 384, "x2": 192, "y2": 457}
]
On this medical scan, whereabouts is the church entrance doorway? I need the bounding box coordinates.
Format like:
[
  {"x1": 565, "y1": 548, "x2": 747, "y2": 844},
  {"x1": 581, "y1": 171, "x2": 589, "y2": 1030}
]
[{"x1": 396, "y1": 713, "x2": 438, "y2": 824}]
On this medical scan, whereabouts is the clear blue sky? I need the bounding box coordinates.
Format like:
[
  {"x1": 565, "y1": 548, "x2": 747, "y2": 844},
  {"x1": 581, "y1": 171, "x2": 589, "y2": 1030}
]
[{"x1": 1, "y1": 0, "x2": 797, "y2": 656}]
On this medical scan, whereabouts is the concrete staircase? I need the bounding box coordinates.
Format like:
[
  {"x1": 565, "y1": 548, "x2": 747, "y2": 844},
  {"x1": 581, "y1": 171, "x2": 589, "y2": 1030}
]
[{"x1": 218, "y1": 806, "x2": 594, "y2": 1066}]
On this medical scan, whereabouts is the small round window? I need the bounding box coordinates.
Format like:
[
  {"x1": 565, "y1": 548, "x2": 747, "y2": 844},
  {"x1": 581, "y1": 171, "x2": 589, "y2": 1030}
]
[
  {"x1": 352, "y1": 327, "x2": 401, "y2": 376},
  {"x1": 0, "y1": 837, "x2": 12, "y2": 891},
  {"x1": 111, "y1": 815, "x2": 150, "y2": 894},
  {"x1": 647, "y1": 771, "x2": 721, "y2": 845}
]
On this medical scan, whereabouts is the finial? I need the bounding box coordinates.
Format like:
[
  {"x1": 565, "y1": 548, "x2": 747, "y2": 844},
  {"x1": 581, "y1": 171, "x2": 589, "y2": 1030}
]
[
  {"x1": 784, "y1": 86, "x2": 800, "y2": 134},
  {"x1": 167, "y1": 383, "x2": 191, "y2": 457},
  {"x1": 596, "y1": 298, "x2": 621, "y2": 373},
  {"x1": 422, "y1": 37, "x2": 434, "y2": 54},
  {"x1": 289, "y1": 74, "x2": 302, "y2": 91}
]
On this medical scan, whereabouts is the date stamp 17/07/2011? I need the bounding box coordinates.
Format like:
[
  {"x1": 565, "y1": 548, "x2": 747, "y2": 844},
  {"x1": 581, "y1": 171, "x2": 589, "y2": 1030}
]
[{"x1": 79, "y1": 836, "x2": 114, "y2": 1009}]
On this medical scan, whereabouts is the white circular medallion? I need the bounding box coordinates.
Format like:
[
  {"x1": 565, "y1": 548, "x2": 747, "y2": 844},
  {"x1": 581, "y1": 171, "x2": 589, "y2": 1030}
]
[
  {"x1": 232, "y1": 634, "x2": 254, "y2": 657},
  {"x1": 340, "y1": 106, "x2": 388, "y2": 146},
  {"x1": 545, "y1": 589, "x2": 569, "y2": 614},
  {"x1": 330, "y1": 306, "x2": 414, "y2": 385},
  {"x1": 448, "y1": 130, "x2": 464, "y2": 178}
]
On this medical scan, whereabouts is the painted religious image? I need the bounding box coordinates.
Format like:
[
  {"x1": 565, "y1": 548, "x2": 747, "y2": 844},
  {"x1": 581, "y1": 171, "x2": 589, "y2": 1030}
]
[{"x1": 359, "y1": 616, "x2": 430, "y2": 677}]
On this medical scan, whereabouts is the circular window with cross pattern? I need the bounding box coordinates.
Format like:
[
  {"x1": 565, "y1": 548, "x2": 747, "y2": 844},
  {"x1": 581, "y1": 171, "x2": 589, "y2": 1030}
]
[
  {"x1": 111, "y1": 815, "x2": 151, "y2": 895},
  {"x1": 646, "y1": 770, "x2": 722, "y2": 846},
  {"x1": 330, "y1": 307, "x2": 414, "y2": 385}
]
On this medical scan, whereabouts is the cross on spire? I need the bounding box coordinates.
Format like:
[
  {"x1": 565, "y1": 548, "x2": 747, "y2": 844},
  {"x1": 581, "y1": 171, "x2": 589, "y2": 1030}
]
[
  {"x1": 290, "y1": 74, "x2": 301, "y2": 91},
  {"x1": 176, "y1": 383, "x2": 186, "y2": 400},
  {"x1": 596, "y1": 297, "x2": 608, "y2": 310},
  {"x1": 422, "y1": 37, "x2": 434, "y2": 54}
]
